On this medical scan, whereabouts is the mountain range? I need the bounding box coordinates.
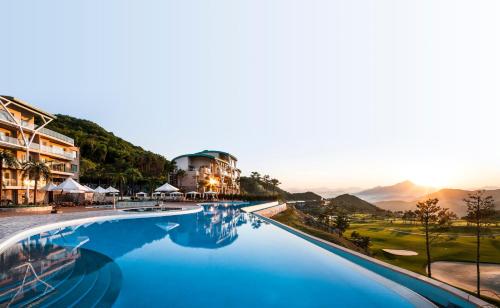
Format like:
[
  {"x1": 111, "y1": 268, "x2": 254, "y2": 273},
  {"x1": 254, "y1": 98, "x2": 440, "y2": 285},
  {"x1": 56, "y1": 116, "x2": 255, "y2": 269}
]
[
  {"x1": 375, "y1": 188, "x2": 500, "y2": 216},
  {"x1": 328, "y1": 194, "x2": 386, "y2": 215},
  {"x1": 354, "y1": 180, "x2": 436, "y2": 202},
  {"x1": 310, "y1": 180, "x2": 499, "y2": 216}
]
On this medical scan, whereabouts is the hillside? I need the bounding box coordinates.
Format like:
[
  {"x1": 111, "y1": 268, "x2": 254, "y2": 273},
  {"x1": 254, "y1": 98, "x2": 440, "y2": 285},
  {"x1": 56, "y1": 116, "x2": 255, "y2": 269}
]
[
  {"x1": 329, "y1": 194, "x2": 386, "y2": 214},
  {"x1": 289, "y1": 191, "x2": 323, "y2": 201},
  {"x1": 355, "y1": 180, "x2": 436, "y2": 202},
  {"x1": 272, "y1": 207, "x2": 365, "y2": 253},
  {"x1": 240, "y1": 176, "x2": 321, "y2": 200},
  {"x1": 375, "y1": 188, "x2": 500, "y2": 216},
  {"x1": 239, "y1": 176, "x2": 288, "y2": 197},
  {"x1": 374, "y1": 200, "x2": 415, "y2": 212},
  {"x1": 46, "y1": 115, "x2": 173, "y2": 182},
  {"x1": 295, "y1": 194, "x2": 386, "y2": 217}
]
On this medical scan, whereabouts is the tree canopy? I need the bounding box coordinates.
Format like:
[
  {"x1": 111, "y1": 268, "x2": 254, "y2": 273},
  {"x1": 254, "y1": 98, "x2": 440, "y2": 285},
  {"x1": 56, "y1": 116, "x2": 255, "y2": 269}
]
[{"x1": 46, "y1": 115, "x2": 174, "y2": 184}]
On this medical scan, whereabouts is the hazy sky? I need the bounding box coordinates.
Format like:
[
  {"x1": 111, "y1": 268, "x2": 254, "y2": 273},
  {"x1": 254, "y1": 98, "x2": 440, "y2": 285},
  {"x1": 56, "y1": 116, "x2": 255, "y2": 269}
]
[{"x1": 1, "y1": 0, "x2": 499, "y2": 190}]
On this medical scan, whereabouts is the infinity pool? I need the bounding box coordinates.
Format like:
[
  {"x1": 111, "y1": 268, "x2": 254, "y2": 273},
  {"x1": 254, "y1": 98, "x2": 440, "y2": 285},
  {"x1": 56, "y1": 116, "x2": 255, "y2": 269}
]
[{"x1": 0, "y1": 203, "x2": 466, "y2": 307}]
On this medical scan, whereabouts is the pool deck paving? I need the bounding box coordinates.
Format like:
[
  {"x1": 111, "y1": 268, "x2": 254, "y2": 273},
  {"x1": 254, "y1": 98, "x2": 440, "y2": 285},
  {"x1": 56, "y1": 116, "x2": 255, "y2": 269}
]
[{"x1": 0, "y1": 202, "x2": 199, "y2": 247}]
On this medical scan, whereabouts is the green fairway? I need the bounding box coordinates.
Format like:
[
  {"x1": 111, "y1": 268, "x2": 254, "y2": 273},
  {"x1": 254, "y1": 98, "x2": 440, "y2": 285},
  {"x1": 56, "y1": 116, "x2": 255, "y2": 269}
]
[{"x1": 348, "y1": 220, "x2": 500, "y2": 274}]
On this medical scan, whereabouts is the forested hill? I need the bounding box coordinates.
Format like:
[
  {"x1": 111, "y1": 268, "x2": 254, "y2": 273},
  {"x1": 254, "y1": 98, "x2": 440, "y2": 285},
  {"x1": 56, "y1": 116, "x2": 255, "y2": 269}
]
[
  {"x1": 240, "y1": 175, "x2": 323, "y2": 201},
  {"x1": 47, "y1": 115, "x2": 172, "y2": 182}
]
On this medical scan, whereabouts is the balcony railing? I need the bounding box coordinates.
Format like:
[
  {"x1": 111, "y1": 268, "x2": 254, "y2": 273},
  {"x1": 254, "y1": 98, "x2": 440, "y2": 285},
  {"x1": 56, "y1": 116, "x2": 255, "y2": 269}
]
[
  {"x1": 50, "y1": 164, "x2": 73, "y2": 173},
  {"x1": 39, "y1": 145, "x2": 75, "y2": 159},
  {"x1": 3, "y1": 179, "x2": 18, "y2": 186},
  {"x1": 0, "y1": 110, "x2": 35, "y2": 129},
  {"x1": 39, "y1": 128, "x2": 74, "y2": 145},
  {"x1": 0, "y1": 110, "x2": 74, "y2": 145},
  {"x1": 0, "y1": 134, "x2": 23, "y2": 147},
  {"x1": 0, "y1": 135, "x2": 74, "y2": 159}
]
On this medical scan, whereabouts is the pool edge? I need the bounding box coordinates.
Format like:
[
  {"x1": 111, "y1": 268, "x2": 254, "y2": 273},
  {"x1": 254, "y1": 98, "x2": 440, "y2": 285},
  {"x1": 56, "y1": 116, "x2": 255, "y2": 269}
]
[
  {"x1": 0, "y1": 205, "x2": 203, "y2": 255},
  {"x1": 255, "y1": 213, "x2": 493, "y2": 308}
]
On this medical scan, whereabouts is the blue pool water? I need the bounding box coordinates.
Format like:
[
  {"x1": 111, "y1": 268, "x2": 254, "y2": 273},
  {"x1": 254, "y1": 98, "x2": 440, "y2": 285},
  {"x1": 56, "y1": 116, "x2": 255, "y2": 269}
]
[{"x1": 0, "y1": 203, "x2": 442, "y2": 307}]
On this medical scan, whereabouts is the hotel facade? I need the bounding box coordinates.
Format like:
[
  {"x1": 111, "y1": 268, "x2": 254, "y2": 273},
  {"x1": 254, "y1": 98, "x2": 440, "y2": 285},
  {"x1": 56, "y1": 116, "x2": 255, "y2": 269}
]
[
  {"x1": 0, "y1": 96, "x2": 79, "y2": 204},
  {"x1": 171, "y1": 150, "x2": 240, "y2": 195}
]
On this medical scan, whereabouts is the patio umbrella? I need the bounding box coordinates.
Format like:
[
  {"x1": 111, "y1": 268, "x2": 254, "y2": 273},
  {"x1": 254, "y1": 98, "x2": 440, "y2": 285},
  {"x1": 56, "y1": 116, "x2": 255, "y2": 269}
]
[
  {"x1": 136, "y1": 192, "x2": 148, "y2": 197},
  {"x1": 169, "y1": 191, "x2": 183, "y2": 196},
  {"x1": 94, "y1": 186, "x2": 107, "y2": 194},
  {"x1": 83, "y1": 185, "x2": 95, "y2": 193},
  {"x1": 53, "y1": 178, "x2": 88, "y2": 193},
  {"x1": 105, "y1": 186, "x2": 120, "y2": 195},
  {"x1": 40, "y1": 182, "x2": 58, "y2": 192},
  {"x1": 155, "y1": 183, "x2": 179, "y2": 193}
]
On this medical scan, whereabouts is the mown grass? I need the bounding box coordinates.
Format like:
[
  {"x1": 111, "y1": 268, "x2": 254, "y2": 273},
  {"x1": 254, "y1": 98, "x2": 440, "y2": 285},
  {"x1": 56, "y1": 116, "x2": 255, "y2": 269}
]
[{"x1": 348, "y1": 221, "x2": 500, "y2": 274}]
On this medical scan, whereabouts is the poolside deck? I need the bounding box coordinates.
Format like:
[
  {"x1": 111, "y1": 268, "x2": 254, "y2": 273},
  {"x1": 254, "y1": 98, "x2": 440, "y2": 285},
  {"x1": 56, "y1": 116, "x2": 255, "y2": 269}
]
[{"x1": 0, "y1": 202, "x2": 200, "y2": 251}]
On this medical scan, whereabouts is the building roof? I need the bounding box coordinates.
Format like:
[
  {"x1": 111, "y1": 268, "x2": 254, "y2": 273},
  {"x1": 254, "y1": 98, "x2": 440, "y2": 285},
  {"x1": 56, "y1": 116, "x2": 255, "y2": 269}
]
[
  {"x1": 196, "y1": 150, "x2": 237, "y2": 161},
  {"x1": 172, "y1": 150, "x2": 237, "y2": 162},
  {"x1": 0, "y1": 96, "x2": 56, "y2": 119},
  {"x1": 172, "y1": 153, "x2": 217, "y2": 161}
]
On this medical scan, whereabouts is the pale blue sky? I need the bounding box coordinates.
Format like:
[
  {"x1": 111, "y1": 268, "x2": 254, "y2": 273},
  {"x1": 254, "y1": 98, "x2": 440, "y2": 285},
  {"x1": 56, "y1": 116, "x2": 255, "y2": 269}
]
[{"x1": 1, "y1": 0, "x2": 499, "y2": 190}]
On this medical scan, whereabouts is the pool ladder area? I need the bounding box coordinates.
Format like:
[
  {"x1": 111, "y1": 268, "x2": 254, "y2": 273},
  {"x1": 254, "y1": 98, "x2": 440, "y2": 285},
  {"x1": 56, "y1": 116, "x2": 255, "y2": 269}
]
[{"x1": 1, "y1": 249, "x2": 122, "y2": 308}]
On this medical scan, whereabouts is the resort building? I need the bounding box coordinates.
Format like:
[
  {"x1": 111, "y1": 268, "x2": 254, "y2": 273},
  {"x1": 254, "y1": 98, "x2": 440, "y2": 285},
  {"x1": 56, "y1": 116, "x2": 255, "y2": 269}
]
[
  {"x1": 0, "y1": 96, "x2": 79, "y2": 204},
  {"x1": 171, "y1": 150, "x2": 240, "y2": 194}
]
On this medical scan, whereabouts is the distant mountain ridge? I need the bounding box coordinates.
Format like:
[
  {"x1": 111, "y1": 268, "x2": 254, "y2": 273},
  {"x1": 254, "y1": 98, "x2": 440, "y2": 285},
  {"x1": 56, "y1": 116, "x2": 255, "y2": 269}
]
[
  {"x1": 329, "y1": 194, "x2": 386, "y2": 214},
  {"x1": 290, "y1": 191, "x2": 323, "y2": 201},
  {"x1": 354, "y1": 180, "x2": 436, "y2": 202},
  {"x1": 375, "y1": 188, "x2": 500, "y2": 216}
]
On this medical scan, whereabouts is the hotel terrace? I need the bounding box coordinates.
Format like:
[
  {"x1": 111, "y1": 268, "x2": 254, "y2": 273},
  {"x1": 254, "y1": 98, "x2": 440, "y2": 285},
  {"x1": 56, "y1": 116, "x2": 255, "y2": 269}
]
[
  {"x1": 171, "y1": 150, "x2": 240, "y2": 195},
  {"x1": 0, "y1": 96, "x2": 79, "y2": 204}
]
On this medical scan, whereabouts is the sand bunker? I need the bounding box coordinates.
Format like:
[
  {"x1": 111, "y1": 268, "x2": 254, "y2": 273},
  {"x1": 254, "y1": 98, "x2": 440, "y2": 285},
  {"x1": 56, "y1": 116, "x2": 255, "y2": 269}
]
[{"x1": 432, "y1": 261, "x2": 500, "y2": 300}]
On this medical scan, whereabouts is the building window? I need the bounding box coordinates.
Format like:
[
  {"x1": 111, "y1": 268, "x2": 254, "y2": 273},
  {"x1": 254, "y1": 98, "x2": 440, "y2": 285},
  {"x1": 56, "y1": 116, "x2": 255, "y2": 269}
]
[{"x1": 71, "y1": 164, "x2": 78, "y2": 173}]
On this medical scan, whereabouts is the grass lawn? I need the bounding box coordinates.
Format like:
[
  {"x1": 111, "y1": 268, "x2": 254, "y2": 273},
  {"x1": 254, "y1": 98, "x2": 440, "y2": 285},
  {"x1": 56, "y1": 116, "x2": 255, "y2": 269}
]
[{"x1": 348, "y1": 220, "x2": 500, "y2": 275}]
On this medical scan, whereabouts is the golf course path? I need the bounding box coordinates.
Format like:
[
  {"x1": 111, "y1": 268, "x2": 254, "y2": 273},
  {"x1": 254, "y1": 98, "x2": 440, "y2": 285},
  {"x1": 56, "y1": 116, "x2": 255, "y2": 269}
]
[
  {"x1": 431, "y1": 261, "x2": 500, "y2": 301},
  {"x1": 387, "y1": 228, "x2": 500, "y2": 238}
]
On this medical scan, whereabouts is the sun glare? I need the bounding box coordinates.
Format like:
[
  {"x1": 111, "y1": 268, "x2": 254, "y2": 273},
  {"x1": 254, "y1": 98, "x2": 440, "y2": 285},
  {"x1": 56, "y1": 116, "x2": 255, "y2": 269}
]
[{"x1": 408, "y1": 171, "x2": 452, "y2": 189}]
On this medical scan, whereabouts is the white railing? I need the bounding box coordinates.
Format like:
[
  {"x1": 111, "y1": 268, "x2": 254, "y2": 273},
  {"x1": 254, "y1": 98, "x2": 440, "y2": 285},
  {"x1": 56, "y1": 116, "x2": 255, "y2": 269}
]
[
  {"x1": 0, "y1": 110, "x2": 35, "y2": 129},
  {"x1": 40, "y1": 145, "x2": 74, "y2": 159},
  {"x1": 0, "y1": 135, "x2": 74, "y2": 159},
  {"x1": 0, "y1": 135, "x2": 23, "y2": 146},
  {"x1": 39, "y1": 128, "x2": 74, "y2": 145},
  {"x1": 3, "y1": 179, "x2": 18, "y2": 186},
  {"x1": 0, "y1": 111, "x2": 74, "y2": 145}
]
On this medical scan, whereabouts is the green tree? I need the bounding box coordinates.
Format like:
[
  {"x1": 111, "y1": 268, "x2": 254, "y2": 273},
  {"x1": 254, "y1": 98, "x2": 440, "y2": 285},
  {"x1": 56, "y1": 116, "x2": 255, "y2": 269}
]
[
  {"x1": 79, "y1": 158, "x2": 97, "y2": 178},
  {"x1": 250, "y1": 172, "x2": 261, "y2": 182},
  {"x1": 463, "y1": 190, "x2": 496, "y2": 296},
  {"x1": 270, "y1": 178, "x2": 281, "y2": 195},
  {"x1": 45, "y1": 115, "x2": 173, "y2": 183},
  {"x1": 21, "y1": 160, "x2": 51, "y2": 205},
  {"x1": 93, "y1": 143, "x2": 108, "y2": 162},
  {"x1": 145, "y1": 177, "x2": 158, "y2": 196},
  {"x1": 334, "y1": 214, "x2": 350, "y2": 236},
  {"x1": 113, "y1": 172, "x2": 127, "y2": 200},
  {"x1": 176, "y1": 169, "x2": 186, "y2": 187},
  {"x1": 350, "y1": 231, "x2": 371, "y2": 251},
  {"x1": 125, "y1": 168, "x2": 142, "y2": 196},
  {"x1": 415, "y1": 198, "x2": 456, "y2": 277},
  {"x1": 0, "y1": 150, "x2": 18, "y2": 203},
  {"x1": 262, "y1": 175, "x2": 270, "y2": 189}
]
